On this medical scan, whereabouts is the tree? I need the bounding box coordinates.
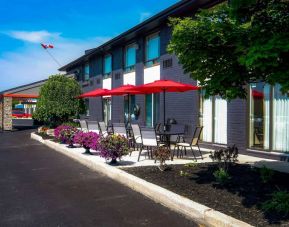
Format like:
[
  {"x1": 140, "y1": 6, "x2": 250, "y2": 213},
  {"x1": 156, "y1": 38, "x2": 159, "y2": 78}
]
[
  {"x1": 33, "y1": 75, "x2": 85, "y2": 127},
  {"x1": 168, "y1": 0, "x2": 289, "y2": 99}
]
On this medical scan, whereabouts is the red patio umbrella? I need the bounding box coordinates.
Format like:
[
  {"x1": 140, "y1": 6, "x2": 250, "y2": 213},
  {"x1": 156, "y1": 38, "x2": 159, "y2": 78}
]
[
  {"x1": 130, "y1": 80, "x2": 200, "y2": 130},
  {"x1": 105, "y1": 84, "x2": 143, "y2": 122},
  {"x1": 252, "y1": 90, "x2": 264, "y2": 99},
  {"x1": 78, "y1": 88, "x2": 109, "y2": 98}
]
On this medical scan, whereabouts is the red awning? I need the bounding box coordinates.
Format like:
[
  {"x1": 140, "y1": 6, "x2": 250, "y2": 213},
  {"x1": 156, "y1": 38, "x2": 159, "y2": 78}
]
[
  {"x1": 78, "y1": 89, "x2": 109, "y2": 98},
  {"x1": 1, "y1": 94, "x2": 39, "y2": 98}
]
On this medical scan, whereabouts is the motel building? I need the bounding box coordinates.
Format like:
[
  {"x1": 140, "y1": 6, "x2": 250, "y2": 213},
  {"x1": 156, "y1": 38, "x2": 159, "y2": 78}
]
[
  {"x1": 0, "y1": 80, "x2": 45, "y2": 130},
  {"x1": 58, "y1": 0, "x2": 289, "y2": 161}
]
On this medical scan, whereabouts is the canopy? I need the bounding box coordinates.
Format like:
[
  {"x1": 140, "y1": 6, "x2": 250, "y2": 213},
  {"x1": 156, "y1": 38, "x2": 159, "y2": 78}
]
[
  {"x1": 130, "y1": 80, "x2": 199, "y2": 93},
  {"x1": 130, "y1": 80, "x2": 200, "y2": 131},
  {"x1": 105, "y1": 84, "x2": 143, "y2": 123},
  {"x1": 78, "y1": 88, "x2": 109, "y2": 98},
  {"x1": 105, "y1": 84, "x2": 143, "y2": 96},
  {"x1": 1, "y1": 94, "x2": 39, "y2": 98}
]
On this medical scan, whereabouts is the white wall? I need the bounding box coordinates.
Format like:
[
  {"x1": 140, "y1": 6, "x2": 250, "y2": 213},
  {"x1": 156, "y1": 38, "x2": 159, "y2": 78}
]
[
  {"x1": 102, "y1": 78, "x2": 112, "y2": 90},
  {"x1": 123, "y1": 72, "x2": 136, "y2": 85},
  {"x1": 144, "y1": 65, "x2": 160, "y2": 84}
]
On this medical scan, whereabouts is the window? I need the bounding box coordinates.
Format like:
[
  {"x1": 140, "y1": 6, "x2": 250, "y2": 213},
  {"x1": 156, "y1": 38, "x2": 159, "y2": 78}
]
[
  {"x1": 199, "y1": 92, "x2": 227, "y2": 144},
  {"x1": 145, "y1": 33, "x2": 160, "y2": 67},
  {"x1": 124, "y1": 44, "x2": 136, "y2": 72},
  {"x1": 249, "y1": 83, "x2": 289, "y2": 152},
  {"x1": 85, "y1": 99, "x2": 90, "y2": 116},
  {"x1": 104, "y1": 54, "x2": 112, "y2": 77},
  {"x1": 103, "y1": 97, "x2": 111, "y2": 125},
  {"x1": 145, "y1": 94, "x2": 160, "y2": 127},
  {"x1": 84, "y1": 63, "x2": 90, "y2": 81},
  {"x1": 124, "y1": 95, "x2": 136, "y2": 123}
]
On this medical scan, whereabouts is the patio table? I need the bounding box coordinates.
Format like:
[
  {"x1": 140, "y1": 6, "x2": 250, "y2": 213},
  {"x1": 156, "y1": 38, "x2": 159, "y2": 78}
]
[{"x1": 157, "y1": 129, "x2": 185, "y2": 160}]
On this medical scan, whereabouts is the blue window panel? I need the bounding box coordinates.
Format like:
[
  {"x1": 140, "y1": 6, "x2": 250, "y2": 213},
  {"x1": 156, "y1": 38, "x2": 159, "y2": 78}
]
[
  {"x1": 84, "y1": 63, "x2": 90, "y2": 80},
  {"x1": 104, "y1": 55, "x2": 112, "y2": 75},
  {"x1": 125, "y1": 45, "x2": 136, "y2": 68},
  {"x1": 146, "y1": 34, "x2": 160, "y2": 61}
]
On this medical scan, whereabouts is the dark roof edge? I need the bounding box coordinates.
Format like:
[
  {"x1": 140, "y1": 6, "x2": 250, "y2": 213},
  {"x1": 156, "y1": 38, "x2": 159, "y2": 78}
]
[
  {"x1": 58, "y1": 0, "x2": 213, "y2": 72},
  {"x1": 0, "y1": 79, "x2": 48, "y2": 94}
]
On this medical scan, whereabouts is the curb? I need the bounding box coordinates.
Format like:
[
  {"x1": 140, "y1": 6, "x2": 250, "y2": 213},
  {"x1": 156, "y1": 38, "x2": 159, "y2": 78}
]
[{"x1": 31, "y1": 133, "x2": 252, "y2": 227}]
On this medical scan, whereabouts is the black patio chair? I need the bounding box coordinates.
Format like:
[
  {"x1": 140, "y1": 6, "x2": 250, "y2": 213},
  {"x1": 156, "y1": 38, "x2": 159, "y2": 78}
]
[{"x1": 173, "y1": 126, "x2": 203, "y2": 161}]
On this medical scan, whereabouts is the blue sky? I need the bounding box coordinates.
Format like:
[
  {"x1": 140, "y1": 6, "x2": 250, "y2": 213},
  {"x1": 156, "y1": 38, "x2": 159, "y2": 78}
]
[{"x1": 0, "y1": 0, "x2": 179, "y2": 91}]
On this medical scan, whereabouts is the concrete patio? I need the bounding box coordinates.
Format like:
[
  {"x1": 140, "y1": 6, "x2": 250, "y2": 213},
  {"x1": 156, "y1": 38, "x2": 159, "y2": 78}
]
[{"x1": 34, "y1": 133, "x2": 289, "y2": 174}]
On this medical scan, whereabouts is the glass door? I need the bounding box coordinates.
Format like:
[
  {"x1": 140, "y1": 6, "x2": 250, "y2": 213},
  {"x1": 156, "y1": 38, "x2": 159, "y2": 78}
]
[
  {"x1": 145, "y1": 94, "x2": 159, "y2": 127},
  {"x1": 103, "y1": 97, "x2": 111, "y2": 125}
]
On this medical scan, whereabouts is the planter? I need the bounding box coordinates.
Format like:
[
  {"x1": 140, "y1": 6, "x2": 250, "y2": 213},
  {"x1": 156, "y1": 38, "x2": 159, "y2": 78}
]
[
  {"x1": 83, "y1": 146, "x2": 93, "y2": 155},
  {"x1": 108, "y1": 158, "x2": 119, "y2": 166}
]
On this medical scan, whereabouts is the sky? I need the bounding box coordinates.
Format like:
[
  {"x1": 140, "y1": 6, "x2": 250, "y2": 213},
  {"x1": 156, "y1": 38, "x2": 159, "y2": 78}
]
[{"x1": 0, "y1": 0, "x2": 179, "y2": 91}]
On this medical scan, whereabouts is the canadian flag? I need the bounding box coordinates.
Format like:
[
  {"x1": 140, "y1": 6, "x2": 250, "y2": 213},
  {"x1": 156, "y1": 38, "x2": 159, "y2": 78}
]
[{"x1": 41, "y1": 43, "x2": 54, "y2": 49}]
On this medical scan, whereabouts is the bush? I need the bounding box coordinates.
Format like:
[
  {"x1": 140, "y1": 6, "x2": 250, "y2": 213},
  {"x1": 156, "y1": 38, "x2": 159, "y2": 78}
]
[
  {"x1": 210, "y1": 145, "x2": 238, "y2": 172},
  {"x1": 259, "y1": 165, "x2": 274, "y2": 184},
  {"x1": 33, "y1": 75, "x2": 85, "y2": 127},
  {"x1": 154, "y1": 146, "x2": 171, "y2": 171},
  {"x1": 73, "y1": 131, "x2": 100, "y2": 151},
  {"x1": 54, "y1": 125, "x2": 78, "y2": 145},
  {"x1": 213, "y1": 168, "x2": 231, "y2": 185},
  {"x1": 99, "y1": 135, "x2": 129, "y2": 162},
  {"x1": 262, "y1": 190, "x2": 289, "y2": 216},
  {"x1": 37, "y1": 126, "x2": 49, "y2": 135}
]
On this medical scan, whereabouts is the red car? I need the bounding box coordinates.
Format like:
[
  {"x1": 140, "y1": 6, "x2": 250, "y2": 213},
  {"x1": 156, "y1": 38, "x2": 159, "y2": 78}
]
[{"x1": 12, "y1": 110, "x2": 32, "y2": 118}]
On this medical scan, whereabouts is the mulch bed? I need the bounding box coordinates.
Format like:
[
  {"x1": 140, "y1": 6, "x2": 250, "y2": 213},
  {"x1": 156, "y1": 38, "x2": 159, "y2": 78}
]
[{"x1": 123, "y1": 163, "x2": 289, "y2": 226}]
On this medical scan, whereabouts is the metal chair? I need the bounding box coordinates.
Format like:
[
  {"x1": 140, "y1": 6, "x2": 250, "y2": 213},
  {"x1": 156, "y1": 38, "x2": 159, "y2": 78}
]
[
  {"x1": 112, "y1": 123, "x2": 127, "y2": 138},
  {"x1": 87, "y1": 121, "x2": 99, "y2": 133},
  {"x1": 98, "y1": 121, "x2": 108, "y2": 137},
  {"x1": 169, "y1": 124, "x2": 185, "y2": 144},
  {"x1": 131, "y1": 124, "x2": 142, "y2": 153},
  {"x1": 79, "y1": 120, "x2": 88, "y2": 132},
  {"x1": 138, "y1": 127, "x2": 165, "y2": 162},
  {"x1": 174, "y1": 126, "x2": 203, "y2": 160}
]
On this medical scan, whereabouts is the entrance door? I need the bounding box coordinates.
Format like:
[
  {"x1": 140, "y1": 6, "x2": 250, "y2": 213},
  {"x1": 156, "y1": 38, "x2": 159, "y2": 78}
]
[
  {"x1": 103, "y1": 97, "x2": 111, "y2": 125},
  {"x1": 145, "y1": 94, "x2": 159, "y2": 127}
]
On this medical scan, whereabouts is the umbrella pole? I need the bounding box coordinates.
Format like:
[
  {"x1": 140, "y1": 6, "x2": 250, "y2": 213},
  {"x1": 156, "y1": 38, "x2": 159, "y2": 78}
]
[
  {"x1": 128, "y1": 94, "x2": 130, "y2": 124},
  {"x1": 163, "y1": 90, "x2": 166, "y2": 131}
]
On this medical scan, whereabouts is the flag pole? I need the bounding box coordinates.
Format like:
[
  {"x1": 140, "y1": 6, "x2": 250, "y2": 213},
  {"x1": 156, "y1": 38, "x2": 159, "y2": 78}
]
[{"x1": 45, "y1": 49, "x2": 61, "y2": 67}]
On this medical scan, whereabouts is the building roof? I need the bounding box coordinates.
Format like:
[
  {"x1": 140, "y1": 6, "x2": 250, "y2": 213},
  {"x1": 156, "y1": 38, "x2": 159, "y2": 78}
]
[
  {"x1": 0, "y1": 79, "x2": 47, "y2": 95},
  {"x1": 58, "y1": 0, "x2": 220, "y2": 72}
]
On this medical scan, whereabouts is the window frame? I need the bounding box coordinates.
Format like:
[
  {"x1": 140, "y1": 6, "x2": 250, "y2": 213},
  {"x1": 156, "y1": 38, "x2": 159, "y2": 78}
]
[
  {"x1": 124, "y1": 43, "x2": 137, "y2": 73},
  {"x1": 199, "y1": 91, "x2": 227, "y2": 145},
  {"x1": 145, "y1": 32, "x2": 160, "y2": 68},
  {"x1": 84, "y1": 63, "x2": 90, "y2": 81},
  {"x1": 103, "y1": 54, "x2": 112, "y2": 79},
  {"x1": 248, "y1": 83, "x2": 289, "y2": 153}
]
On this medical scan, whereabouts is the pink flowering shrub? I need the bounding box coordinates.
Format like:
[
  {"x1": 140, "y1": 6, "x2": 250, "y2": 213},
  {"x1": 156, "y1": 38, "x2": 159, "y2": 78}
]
[
  {"x1": 98, "y1": 134, "x2": 129, "y2": 160},
  {"x1": 54, "y1": 125, "x2": 78, "y2": 144},
  {"x1": 73, "y1": 131, "x2": 100, "y2": 150}
]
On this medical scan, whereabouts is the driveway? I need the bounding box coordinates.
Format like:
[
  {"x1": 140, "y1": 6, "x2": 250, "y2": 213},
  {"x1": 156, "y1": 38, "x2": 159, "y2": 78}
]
[{"x1": 0, "y1": 130, "x2": 196, "y2": 226}]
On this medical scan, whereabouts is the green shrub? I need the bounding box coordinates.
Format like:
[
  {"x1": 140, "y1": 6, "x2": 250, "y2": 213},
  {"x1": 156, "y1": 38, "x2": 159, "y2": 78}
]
[
  {"x1": 213, "y1": 168, "x2": 231, "y2": 184},
  {"x1": 184, "y1": 161, "x2": 197, "y2": 168},
  {"x1": 262, "y1": 190, "x2": 289, "y2": 216},
  {"x1": 33, "y1": 75, "x2": 85, "y2": 127},
  {"x1": 210, "y1": 145, "x2": 238, "y2": 172},
  {"x1": 179, "y1": 170, "x2": 190, "y2": 177},
  {"x1": 259, "y1": 165, "x2": 274, "y2": 184}
]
